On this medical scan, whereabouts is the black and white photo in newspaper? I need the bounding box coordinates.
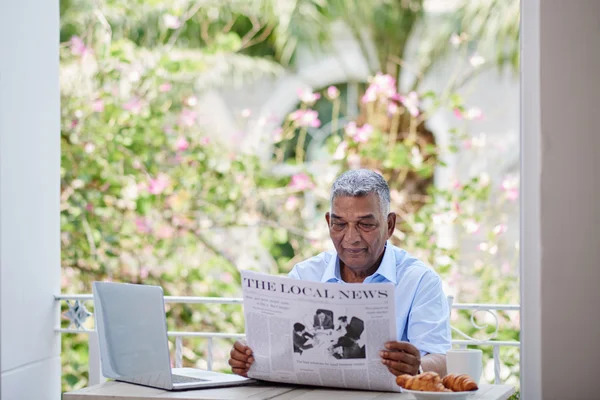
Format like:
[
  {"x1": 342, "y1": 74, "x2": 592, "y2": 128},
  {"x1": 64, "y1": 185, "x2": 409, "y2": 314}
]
[{"x1": 241, "y1": 270, "x2": 399, "y2": 392}]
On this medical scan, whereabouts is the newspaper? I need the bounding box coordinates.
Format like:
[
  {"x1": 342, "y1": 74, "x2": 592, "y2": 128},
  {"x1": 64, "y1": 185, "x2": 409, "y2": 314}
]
[{"x1": 241, "y1": 270, "x2": 400, "y2": 392}]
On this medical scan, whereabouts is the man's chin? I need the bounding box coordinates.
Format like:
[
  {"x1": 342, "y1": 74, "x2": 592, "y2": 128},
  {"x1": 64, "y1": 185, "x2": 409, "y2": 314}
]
[{"x1": 341, "y1": 257, "x2": 370, "y2": 269}]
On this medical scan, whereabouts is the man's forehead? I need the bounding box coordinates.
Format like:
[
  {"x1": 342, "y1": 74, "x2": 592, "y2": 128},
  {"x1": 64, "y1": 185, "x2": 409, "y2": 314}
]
[
  {"x1": 331, "y1": 194, "x2": 381, "y2": 218},
  {"x1": 330, "y1": 213, "x2": 376, "y2": 220},
  {"x1": 332, "y1": 194, "x2": 380, "y2": 209}
]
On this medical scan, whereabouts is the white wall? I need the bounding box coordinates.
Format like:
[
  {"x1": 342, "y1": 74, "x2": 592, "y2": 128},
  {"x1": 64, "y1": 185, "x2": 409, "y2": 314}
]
[
  {"x1": 0, "y1": 0, "x2": 61, "y2": 399},
  {"x1": 522, "y1": 0, "x2": 600, "y2": 399}
]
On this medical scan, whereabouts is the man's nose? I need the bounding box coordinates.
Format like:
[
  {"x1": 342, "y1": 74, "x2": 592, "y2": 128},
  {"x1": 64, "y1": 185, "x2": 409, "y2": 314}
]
[{"x1": 343, "y1": 224, "x2": 361, "y2": 243}]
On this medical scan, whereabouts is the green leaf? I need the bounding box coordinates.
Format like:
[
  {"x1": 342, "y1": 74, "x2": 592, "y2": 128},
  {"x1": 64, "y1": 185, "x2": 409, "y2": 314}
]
[
  {"x1": 273, "y1": 228, "x2": 288, "y2": 244},
  {"x1": 206, "y1": 33, "x2": 242, "y2": 54},
  {"x1": 65, "y1": 373, "x2": 80, "y2": 387}
]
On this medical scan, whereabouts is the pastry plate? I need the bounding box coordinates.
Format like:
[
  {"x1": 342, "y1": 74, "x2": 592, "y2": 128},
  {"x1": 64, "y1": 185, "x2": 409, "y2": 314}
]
[{"x1": 401, "y1": 389, "x2": 476, "y2": 400}]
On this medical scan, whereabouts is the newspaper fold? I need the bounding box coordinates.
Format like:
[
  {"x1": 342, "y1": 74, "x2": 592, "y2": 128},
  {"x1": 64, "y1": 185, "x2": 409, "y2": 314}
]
[{"x1": 241, "y1": 270, "x2": 400, "y2": 392}]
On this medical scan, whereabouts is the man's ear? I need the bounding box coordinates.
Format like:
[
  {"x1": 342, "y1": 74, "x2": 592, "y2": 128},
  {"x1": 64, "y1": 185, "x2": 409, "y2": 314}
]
[
  {"x1": 387, "y1": 212, "x2": 397, "y2": 236},
  {"x1": 325, "y1": 212, "x2": 331, "y2": 226}
]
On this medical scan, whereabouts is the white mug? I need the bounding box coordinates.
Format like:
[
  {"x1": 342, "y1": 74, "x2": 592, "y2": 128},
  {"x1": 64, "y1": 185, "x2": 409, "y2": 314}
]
[{"x1": 446, "y1": 349, "x2": 483, "y2": 384}]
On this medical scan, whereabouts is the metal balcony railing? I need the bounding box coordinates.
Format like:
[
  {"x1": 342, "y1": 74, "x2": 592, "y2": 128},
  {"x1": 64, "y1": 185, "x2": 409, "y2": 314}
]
[{"x1": 55, "y1": 294, "x2": 520, "y2": 385}]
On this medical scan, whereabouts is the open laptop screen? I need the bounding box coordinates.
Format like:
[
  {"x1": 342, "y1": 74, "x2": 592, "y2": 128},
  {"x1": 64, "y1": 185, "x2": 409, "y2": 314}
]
[{"x1": 93, "y1": 282, "x2": 172, "y2": 382}]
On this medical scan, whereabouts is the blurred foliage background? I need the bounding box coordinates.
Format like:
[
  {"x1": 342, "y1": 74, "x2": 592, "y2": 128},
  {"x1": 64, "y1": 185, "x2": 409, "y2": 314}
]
[{"x1": 59, "y1": 0, "x2": 520, "y2": 393}]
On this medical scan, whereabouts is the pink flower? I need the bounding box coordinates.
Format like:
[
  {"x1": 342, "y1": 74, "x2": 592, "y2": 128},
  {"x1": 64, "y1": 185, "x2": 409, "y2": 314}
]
[
  {"x1": 506, "y1": 189, "x2": 519, "y2": 201},
  {"x1": 157, "y1": 225, "x2": 175, "y2": 239},
  {"x1": 479, "y1": 172, "x2": 491, "y2": 187},
  {"x1": 289, "y1": 173, "x2": 314, "y2": 191},
  {"x1": 493, "y1": 224, "x2": 508, "y2": 235},
  {"x1": 200, "y1": 137, "x2": 211, "y2": 145},
  {"x1": 349, "y1": 124, "x2": 373, "y2": 143},
  {"x1": 501, "y1": 176, "x2": 519, "y2": 201},
  {"x1": 361, "y1": 86, "x2": 378, "y2": 103},
  {"x1": 456, "y1": 107, "x2": 483, "y2": 121},
  {"x1": 453, "y1": 201, "x2": 461, "y2": 214},
  {"x1": 447, "y1": 268, "x2": 461, "y2": 287},
  {"x1": 464, "y1": 219, "x2": 480, "y2": 234},
  {"x1": 123, "y1": 97, "x2": 142, "y2": 114},
  {"x1": 135, "y1": 217, "x2": 152, "y2": 234},
  {"x1": 388, "y1": 102, "x2": 399, "y2": 115},
  {"x1": 326, "y1": 86, "x2": 340, "y2": 100},
  {"x1": 501, "y1": 262, "x2": 512, "y2": 274},
  {"x1": 347, "y1": 153, "x2": 361, "y2": 169},
  {"x1": 297, "y1": 88, "x2": 321, "y2": 105},
  {"x1": 400, "y1": 91, "x2": 420, "y2": 117},
  {"x1": 372, "y1": 73, "x2": 396, "y2": 89},
  {"x1": 272, "y1": 128, "x2": 284, "y2": 142},
  {"x1": 92, "y1": 99, "x2": 104, "y2": 113},
  {"x1": 465, "y1": 107, "x2": 484, "y2": 120},
  {"x1": 147, "y1": 174, "x2": 170, "y2": 195},
  {"x1": 241, "y1": 108, "x2": 251, "y2": 118},
  {"x1": 175, "y1": 136, "x2": 189, "y2": 151},
  {"x1": 140, "y1": 266, "x2": 150, "y2": 279},
  {"x1": 362, "y1": 73, "x2": 397, "y2": 103},
  {"x1": 289, "y1": 109, "x2": 321, "y2": 128},
  {"x1": 220, "y1": 272, "x2": 234, "y2": 284},
  {"x1": 173, "y1": 215, "x2": 191, "y2": 228},
  {"x1": 70, "y1": 36, "x2": 91, "y2": 57},
  {"x1": 177, "y1": 109, "x2": 197, "y2": 127},
  {"x1": 163, "y1": 125, "x2": 174, "y2": 135},
  {"x1": 285, "y1": 196, "x2": 299, "y2": 211},
  {"x1": 163, "y1": 14, "x2": 181, "y2": 29},
  {"x1": 345, "y1": 121, "x2": 357, "y2": 134},
  {"x1": 159, "y1": 83, "x2": 172, "y2": 92}
]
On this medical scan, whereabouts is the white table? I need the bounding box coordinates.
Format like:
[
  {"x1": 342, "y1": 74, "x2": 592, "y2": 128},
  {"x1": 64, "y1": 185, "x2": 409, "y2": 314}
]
[{"x1": 64, "y1": 381, "x2": 515, "y2": 400}]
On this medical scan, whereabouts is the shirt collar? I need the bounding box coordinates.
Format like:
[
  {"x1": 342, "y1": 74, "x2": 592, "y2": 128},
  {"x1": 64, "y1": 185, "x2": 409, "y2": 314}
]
[
  {"x1": 321, "y1": 253, "x2": 342, "y2": 283},
  {"x1": 321, "y1": 242, "x2": 397, "y2": 284},
  {"x1": 374, "y1": 243, "x2": 397, "y2": 284}
]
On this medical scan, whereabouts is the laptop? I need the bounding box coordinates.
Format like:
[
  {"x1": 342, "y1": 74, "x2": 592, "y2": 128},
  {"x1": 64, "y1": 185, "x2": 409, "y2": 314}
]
[{"x1": 92, "y1": 281, "x2": 253, "y2": 390}]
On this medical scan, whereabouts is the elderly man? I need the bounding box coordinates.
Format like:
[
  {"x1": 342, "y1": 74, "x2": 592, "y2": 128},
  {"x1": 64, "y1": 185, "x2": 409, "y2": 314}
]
[{"x1": 229, "y1": 169, "x2": 450, "y2": 377}]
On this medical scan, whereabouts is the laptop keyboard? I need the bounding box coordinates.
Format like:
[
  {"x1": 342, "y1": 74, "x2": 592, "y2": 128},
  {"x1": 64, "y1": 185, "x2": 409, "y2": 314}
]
[{"x1": 172, "y1": 374, "x2": 207, "y2": 384}]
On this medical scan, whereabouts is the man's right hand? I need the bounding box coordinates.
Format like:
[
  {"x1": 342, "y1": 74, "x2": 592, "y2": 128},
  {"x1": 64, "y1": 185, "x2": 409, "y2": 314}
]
[{"x1": 228, "y1": 339, "x2": 254, "y2": 377}]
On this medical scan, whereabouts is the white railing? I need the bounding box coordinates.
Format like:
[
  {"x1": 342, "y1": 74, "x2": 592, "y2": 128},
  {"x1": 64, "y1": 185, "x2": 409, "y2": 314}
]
[{"x1": 55, "y1": 295, "x2": 520, "y2": 385}]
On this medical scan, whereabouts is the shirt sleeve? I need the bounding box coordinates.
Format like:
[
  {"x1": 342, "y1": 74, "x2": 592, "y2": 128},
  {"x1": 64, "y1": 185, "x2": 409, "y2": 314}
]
[
  {"x1": 288, "y1": 266, "x2": 300, "y2": 279},
  {"x1": 407, "y1": 271, "x2": 452, "y2": 356}
]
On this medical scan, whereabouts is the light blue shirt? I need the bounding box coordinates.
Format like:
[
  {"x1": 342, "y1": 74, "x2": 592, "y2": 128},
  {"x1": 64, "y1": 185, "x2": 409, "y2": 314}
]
[{"x1": 288, "y1": 243, "x2": 451, "y2": 356}]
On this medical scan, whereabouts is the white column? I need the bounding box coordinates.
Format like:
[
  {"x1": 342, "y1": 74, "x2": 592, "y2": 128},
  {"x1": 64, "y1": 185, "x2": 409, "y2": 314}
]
[
  {"x1": 520, "y1": 0, "x2": 542, "y2": 397},
  {"x1": 0, "y1": 0, "x2": 61, "y2": 399},
  {"x1": 522, "y1": 0, "x2": 600, "y2": 398}
]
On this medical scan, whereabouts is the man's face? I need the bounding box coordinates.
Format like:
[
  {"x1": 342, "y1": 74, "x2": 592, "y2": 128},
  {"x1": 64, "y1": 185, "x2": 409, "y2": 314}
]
[{"x1": 326, "y1": 194, "x2": 395, "y2": 273}]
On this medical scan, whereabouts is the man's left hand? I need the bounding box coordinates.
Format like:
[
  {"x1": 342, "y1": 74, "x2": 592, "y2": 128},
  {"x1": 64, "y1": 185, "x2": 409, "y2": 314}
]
[{"x1": 379, "y1": 341, "x2": 421, "y2": 376}]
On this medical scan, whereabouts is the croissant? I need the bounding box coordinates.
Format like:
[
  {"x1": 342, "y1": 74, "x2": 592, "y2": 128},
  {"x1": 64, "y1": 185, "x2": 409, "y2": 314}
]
[
  {"x1": 442, "y1": 374, "x2": 479, "y2": 391},
  {"x1": 396, "y1": 372, "x2": 450, "y2": 392}
]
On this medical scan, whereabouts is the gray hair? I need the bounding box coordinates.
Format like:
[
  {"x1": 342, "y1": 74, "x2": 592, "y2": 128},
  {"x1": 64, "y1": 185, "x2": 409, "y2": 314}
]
[{"x1": 330, "y1": 169, "x2": 390, "y2": 216}]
